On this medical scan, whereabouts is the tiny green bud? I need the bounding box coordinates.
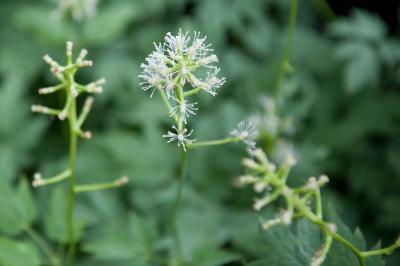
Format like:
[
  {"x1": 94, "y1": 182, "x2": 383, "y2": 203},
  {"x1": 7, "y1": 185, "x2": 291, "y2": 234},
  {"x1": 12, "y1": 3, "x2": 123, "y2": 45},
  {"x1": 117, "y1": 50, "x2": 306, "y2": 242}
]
[{"x1": 326, "y1": 223, "x2": 337, "y2": 233}]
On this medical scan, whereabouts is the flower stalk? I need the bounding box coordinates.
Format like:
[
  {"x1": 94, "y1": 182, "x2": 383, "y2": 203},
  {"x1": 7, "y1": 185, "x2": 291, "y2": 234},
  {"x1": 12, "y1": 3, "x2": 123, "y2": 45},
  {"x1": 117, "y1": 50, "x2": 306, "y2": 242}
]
[
  {"x1": 139, "y1": 30, "x2": 258, "y2": 265},
  {"x1": 32, "y1": 41, "x2": 128, "y2": 266},
  {"x1": 237, "y1": 147, "x2": 400, "y2": 266}
]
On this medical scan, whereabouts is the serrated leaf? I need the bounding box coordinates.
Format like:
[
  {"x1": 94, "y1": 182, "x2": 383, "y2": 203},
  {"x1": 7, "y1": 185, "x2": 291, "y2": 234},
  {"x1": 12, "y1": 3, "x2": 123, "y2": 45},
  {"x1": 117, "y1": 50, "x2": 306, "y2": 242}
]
[
  {"x1": 15, "y1": 178, "x2": 37, "y2": 228},
  {"x1": 336, "y1": 42, "x2": 379, "y2": 93},
  {"x1": 0, "y1": 237, "x2": 41, "y2": 266},
  {"x1": 0, "y1": 179, "x2": 37, "y2": 236},
  {"x1": 44, "y1": 186, "x2": 85, "y2": 243},
  {"x1": 249, "y1": 219, "x2": 320, "y2": 266},
  {"x1": 325, "y1": 203, "x2": 385, "y2": 266},
  {"x1": 82, "y1": 214, "x2": 156, "y2": 261},
  {"x1": 329, "y1": 10, "x2": 386, "y2": 41}
]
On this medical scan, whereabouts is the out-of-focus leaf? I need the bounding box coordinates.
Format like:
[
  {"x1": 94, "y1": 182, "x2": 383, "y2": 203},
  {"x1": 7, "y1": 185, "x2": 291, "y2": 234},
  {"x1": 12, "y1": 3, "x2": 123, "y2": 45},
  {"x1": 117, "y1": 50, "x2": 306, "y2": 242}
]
[
  {"x1": 0, "y1": 237, "x2": 41, "y2": 266},
  {"x1": 329, "y1": 10, "x2": 386, "y2": 41},
  {"x1": 248, "y1": 219, "x2": 320, "y2": 266},
  {"x1": 83, "y1": 2, "x2": 138, "y2": 45},
  {"x1": 325, "y1": 204, "x2": 385, "y2": 266},
  {"x1": 44, "y1": 186, "x2": 86, "y2": 243},
  {"x1": 0, "y1": 179, "x2": 37, "y2": 236},
  {"x1": 336, "y1": 42, "x2": 379, "y2": 93},
  {"x1": 82, "y1": 213, "x2": 156, "y2": 261}
]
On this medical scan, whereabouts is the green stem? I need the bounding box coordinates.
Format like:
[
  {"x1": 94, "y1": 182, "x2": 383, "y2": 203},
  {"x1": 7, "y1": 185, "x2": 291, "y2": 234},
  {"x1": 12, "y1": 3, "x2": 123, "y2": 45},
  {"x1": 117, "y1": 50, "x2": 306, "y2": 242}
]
[
  {"x1": 66, "y1": 71, "x2": 78, "y2": 266},
  {"x1": 273, "y1": 0, "x2": 298, "y2": 98},
  {"x1": 74, "y1": 178, "x2": 128, "y2": 193},
  {"x1": 33, "y1": 170, "x2": 71, "y2": 187},
  {"x1": 361, "y1": 241, "x2": 400, "y2": 257},
  {"x1": 293, "y1": 196, "x2": 365, "y2": 265},
  {"x1": 315, "y1": 189, "x2": 322, "y2": 219},
  {"x1": 170, "y1": 150, "x2": 187, "y2": 265},
  {"x1": 25, "y1": 227, "x2": 61, "y2": 266},
  {"x1": 187, "y1": 137, "x2": 240, "y2": 149},
  {"x1": 183, "y1": 87, "x2": 202, "y2": 97}
]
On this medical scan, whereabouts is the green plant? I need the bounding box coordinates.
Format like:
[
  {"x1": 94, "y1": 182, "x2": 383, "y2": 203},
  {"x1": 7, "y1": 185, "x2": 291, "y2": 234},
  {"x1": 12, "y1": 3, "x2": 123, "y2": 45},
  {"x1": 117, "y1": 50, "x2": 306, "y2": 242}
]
[
  {"x1": 237, "y1": 147, "x2": 400, "y2": 266},
  {"x1": 139, "y1": 30, "x2": 256, "y2": 265},
  {"x1": 31, "y1": 41, "x2": 128, "y2": 266}
]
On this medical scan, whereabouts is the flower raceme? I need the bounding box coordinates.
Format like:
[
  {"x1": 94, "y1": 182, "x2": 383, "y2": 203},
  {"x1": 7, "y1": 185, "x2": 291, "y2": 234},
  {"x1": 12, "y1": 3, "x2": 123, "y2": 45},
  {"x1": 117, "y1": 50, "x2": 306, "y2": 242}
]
[
  {"x1": 139, "y1": 30, "x2": 259, "y2": 152},
  {"x1": 237, "y1": 147, "x2": 400, "y2": 266},
  {"x1": 139, "y1": 30, "x2": 225, "y2": 98}
]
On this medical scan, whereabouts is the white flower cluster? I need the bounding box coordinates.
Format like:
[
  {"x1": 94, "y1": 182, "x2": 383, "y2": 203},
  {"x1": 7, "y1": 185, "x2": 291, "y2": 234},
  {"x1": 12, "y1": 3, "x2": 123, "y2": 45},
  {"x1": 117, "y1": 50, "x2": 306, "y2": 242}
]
[
  {"x1": 140, "y1": 30, "x2": 226, "y2": 151},
  {"x1": 230, "y1": 120, "x2": 258, "y2": 150},
  {"x1": 139, "y1": 30, "x2": 225, "y2": 98},
  {"x1": 53, "y1": 0, "x2": 98, "y2": 21}
]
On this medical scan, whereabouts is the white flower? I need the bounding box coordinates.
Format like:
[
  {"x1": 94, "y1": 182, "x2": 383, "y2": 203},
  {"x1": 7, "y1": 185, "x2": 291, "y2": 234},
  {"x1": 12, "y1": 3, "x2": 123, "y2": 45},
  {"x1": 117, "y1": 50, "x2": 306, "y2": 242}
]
[
  {"x1": 53, "y1": 0, "x2": 98, "y2": 21},
  {"x1": 169, "y1": 98, "x2": 198, "y2": 124},
  {"x1": 139, "y1": 29, "x2": 225, "y2": 97},
  {"x1": 231, "y1": 121, "x2": 257, "y2": 149},
  {"x1": 162, "y1": 125, "x2": 196, "y2": 151}
]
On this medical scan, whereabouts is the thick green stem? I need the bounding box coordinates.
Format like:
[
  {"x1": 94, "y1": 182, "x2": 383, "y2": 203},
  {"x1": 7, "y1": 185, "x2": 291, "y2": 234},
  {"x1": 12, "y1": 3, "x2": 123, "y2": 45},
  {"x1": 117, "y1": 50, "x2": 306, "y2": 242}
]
[
  {"x1": 170, "y1": 150, "x2": 187, "y2": 265},
  {"x1": 25, "y1": 227, "x2": 61, "y2": 266},
  {"x1": 273, "y1": 0, "x2": 298, "y2": 99},
  {"x1": 66, "y1": 68, "x2": 78, "y2": 266}
]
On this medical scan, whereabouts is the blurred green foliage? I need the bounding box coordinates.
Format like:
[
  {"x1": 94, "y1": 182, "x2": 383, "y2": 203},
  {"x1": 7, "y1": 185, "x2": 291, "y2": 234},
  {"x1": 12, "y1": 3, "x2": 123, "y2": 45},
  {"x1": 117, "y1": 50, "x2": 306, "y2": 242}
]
[{"x1": 0, "y1": 0, "x2": 399, "y2": 265}]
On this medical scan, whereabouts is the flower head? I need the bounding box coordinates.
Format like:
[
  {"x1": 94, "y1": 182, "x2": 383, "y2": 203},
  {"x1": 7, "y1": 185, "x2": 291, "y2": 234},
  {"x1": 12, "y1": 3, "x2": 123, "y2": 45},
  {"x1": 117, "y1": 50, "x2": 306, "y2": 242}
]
[
  {"x1": 139, "y1": 29, "x2": 225, "y2": 98},
  {"x1": 231, "y1": 121, "x2": 257, "y2": 149},
  {"x1": 169, "y1": 98, "x2": 198, "y2": 124},
  {"x1": 162, "y1": 125, "x2": 196, "y2": 152}
]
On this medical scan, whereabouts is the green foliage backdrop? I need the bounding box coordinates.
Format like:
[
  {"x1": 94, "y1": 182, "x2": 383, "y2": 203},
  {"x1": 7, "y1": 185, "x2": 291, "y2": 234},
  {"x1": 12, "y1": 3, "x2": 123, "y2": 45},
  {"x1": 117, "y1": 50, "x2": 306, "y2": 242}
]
[{"x1": 0, "y1": 0, "x2": 399, "y2": 265}]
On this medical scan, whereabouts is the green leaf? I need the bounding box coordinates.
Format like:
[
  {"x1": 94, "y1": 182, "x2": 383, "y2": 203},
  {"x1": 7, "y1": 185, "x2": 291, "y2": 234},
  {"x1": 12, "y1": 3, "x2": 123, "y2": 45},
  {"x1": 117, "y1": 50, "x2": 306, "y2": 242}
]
[
  {"x1": 82, "y1": 214, "x2": 157, "y2": 261},
  {"x1": 15, "y1": 178, "x2": 37, "y2": 228},
  {"x1": 325, "y1": 203, "x2": 385, "y2": 266},
  {"x1": 248, "y1": 219, "x2": 320, "y2": 266},
  {"x1": 44, "y1": 186, "x2": 85, "y2": 243},
  {"x1": 329, "y1": 10, "x2": 386, "y2": 41},
  {"x1": 0, "y1": 179, "x2": 37, "y2": 236},
  {"x1": 0, "y1": 237, "x2": 41, "y2": 266},
  {"x1": 335, "y1": 42, "x2": 379, "y2": 93},
  {"x1": 83, "y1": 2, "x2": 138, "y2": 45}
]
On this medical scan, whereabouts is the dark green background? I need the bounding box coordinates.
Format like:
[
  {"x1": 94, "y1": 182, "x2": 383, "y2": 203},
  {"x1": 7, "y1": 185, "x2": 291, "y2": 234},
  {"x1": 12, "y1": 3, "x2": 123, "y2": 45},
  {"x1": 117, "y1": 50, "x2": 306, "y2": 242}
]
[{"x1": 0, "y1": 0, "x2": 399, "y2": 265}]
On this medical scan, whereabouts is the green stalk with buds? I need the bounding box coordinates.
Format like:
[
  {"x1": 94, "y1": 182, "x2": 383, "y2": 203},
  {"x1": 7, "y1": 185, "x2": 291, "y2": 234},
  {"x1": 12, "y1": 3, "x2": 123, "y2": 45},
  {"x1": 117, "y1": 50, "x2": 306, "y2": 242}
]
[
  {"x1": 32, "y1": 41, "x2": 129, "y2": 266},
  {"x1": 139, "y1": 30, "x2": 258, "y2": 265},
  {"x1": 237, "y1": 148, "x2": 400, "y2": 266}
]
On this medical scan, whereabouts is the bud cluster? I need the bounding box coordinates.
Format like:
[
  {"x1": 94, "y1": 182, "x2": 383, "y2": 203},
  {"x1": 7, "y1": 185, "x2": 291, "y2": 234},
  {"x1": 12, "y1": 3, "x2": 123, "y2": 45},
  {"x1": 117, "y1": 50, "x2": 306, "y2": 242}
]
[
  {"x1": 237, "y1": 146, "x2": 340, "y2": 266},
  {"x1": 32, "y1": 41, "x2": 105, "y2": 139}
]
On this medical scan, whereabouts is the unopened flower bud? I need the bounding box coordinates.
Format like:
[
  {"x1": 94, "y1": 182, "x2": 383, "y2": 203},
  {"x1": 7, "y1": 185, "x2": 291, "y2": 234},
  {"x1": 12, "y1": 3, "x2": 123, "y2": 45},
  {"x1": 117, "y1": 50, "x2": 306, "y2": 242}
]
[
  {"x1": 115, "y1": 176, "x2": 129, "y2": 186},
  {"x1": 234, "y1": 175, "x2": 257, "y2": 187},
  {"x1": 261, "y1": 218, "x2": 281, "y2": 230},
  {"x1": 283, "y1": 153, "x2": 297, "y2": 168},
  {"x1": 280, "y1": 210, "x2": 292, "y2": 225},
  {"x1": 326, "y1": 223, "x2": 337, "y2": 233},
  {"x1": 83, "y1": 131, "x2": 92, "y2": 139},
  {"x1": 77, "y1": 49, "x2": 88, "y2": 62},
  {"x1": 58, "y1": 110, "x2": 67, "y2": 120},
  {"x1": 254, "y1": 182, "x2": 267, "y2": 193},
  {"x1": 32, "y1": 173, "x2": 44, "y2": 187},
  {"x1": 66, "y1": 41, "x2": 73, "y2": 57},
  {"x1": 242, "y1": 158, "x2": 259, "y2": 170},
  {"x1": 318, "y1": 175, "x2": 329, "y2": 185},
  {"x1": 305, "y1": 176, "x2": 319, "y2": 191}
]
